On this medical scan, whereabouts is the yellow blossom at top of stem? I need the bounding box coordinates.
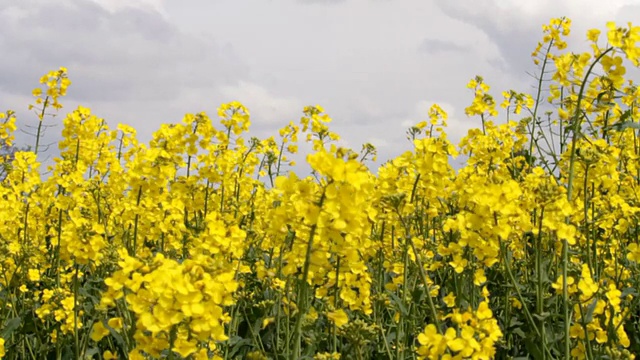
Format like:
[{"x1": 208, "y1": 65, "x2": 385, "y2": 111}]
[{"x1": 587, "y1": 28, "x2": 601, "y2": 42}]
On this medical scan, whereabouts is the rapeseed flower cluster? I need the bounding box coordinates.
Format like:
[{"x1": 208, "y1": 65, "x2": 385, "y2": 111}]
[{"x1": 1, "y1": 17, "x2": 640, "y2": 360}]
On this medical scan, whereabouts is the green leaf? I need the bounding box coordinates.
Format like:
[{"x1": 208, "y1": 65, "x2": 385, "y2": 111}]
[
  {"x1": 509, "y1": 317, "x2": 524, "y2": 328},
  {"x1": 622, "y1": 287, "x2": 637, "y2": 298},
  {"x1": 512, "y1": 327, "x2": 526, "y2": 338},
  {"x1": 411, "y1": 286, "x2": 425, "y2": 304},
  {"x1": 622, "y1": 121, "x2": 640, "y2": 130},
  {"x1": 619, "y1": 109, "x2": 633, "y2": 123},
  {"x1": 228, "y1": 336, "x2": 253, "y2": 357},
  {"x1": 107, "y1": 321, "x2": 127, "y2": 351},
  {"x1": 605, "y1": 111, "x2": 640, "y2": 131},
  {"x1": 387, "y1": 292, "x2": 409, "y2": 316},
  {"x1": 533, "y1": 312, "x2": 551, "y2": 321},
  {"x1": 615, "y1": 122, "x2": 640, "y2": 130},
  {"x1": 1, "y1": 317, "x2": 22, "y2": 339},
  {"x1": 524, "y1": 336, "x2": 544, "y2": 359},
  {"x1": 584, "y1": 297, "x2": 598, "y2": 323},
  {"x1": 84, "y1": 347, "x2": 100, "y2": 358}
]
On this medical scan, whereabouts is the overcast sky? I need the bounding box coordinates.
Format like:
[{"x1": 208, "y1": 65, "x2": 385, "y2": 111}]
[{"x1": 2, "y1": 0, "x2": 640, "y2": 172}]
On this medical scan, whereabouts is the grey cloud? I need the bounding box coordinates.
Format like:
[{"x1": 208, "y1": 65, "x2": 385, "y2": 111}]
[
  {"x1": 298, "y1": 0, "x2": 346, "y2": 4},
  {"x1": 418, "y1": 38, "x2": 469, "y2": 55},
  {"x1": 0, "y1": 0, "x2": 249, "y2": 103},
  {"x1": 433, "y1": 0, "x2": 555, "y2": 80},
  {"x1": 616, "y1": 4, "x2": 640, "y2": 23},
  {"x1": 3, "y1": 0, "x2": 625, "y2": 170}
]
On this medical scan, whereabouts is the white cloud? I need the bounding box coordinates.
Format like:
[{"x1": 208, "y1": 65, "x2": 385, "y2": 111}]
[
  {"x1": 0, "y1": 5, "x2": 29, "y2": 20},
  {"x1": 397, "y1": 100, "x2": 473, "y2": 144},
  {"x1": 219, "y1": 82, "x2": 303, "y2": 125},
  {"x1": 89, "y1": 0, "x2": 166, "y2": 15},
  {"x1": 367, "y1": 137, "x2": 390, "y2": 148}
]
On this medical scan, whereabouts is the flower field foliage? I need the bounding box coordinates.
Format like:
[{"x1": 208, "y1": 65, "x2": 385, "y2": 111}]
[{"x1": 2, "y1": 17, "x2": 640, "y2": 360}]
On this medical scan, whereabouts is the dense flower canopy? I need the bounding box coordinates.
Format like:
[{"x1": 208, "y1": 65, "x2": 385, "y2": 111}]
[{"x1": 0, "y1": 17, "x2": 640, "y2": 360}]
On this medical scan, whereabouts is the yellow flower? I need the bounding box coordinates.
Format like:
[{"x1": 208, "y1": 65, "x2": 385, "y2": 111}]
[
  {"x1": 445, "y1": 327, "x2": 464, "y2": 352},
  {"x1": 449, "y1": 254, "x2": 468, "y2": 274},
  {"x1": 606, "y1": 283, "x2": 622, "y2": 309},
  {"x1": 474, "y1": 268, "x2": 487, "y2": 286},
  {"x1": 627, "y1": 243, "x2": 640, "y2": 262},
  {"x1": 476, "y1": 301, "x2": 493, "y2": 320},
  {"x1": 327, "y1": 309, "x2": 349, "y2": 328},
  {"x1": 314, "y1": 352, "x2": 341, "y2": 360},
  {"x1": 108, "y1": 317, "x2": 123, "y2": 331},
  {"x1": 27, "y1": 269, "x2": 41, "y2": 282},
  {"x1": 578, "y1": 265, "x2": 599, "y2": 301},
  {"x1": 262, "y1": 317, "x2": 275, "y2": 329},
  {"x1": 417, "y1": 324, "x2": 446, "y2": 358},
  {"x1": 173, "y1": 337, "x2": 197, "y2": 358},
  {"x1": 607, "y1": 21, "x2": 624, "y2": 47},
  {"x1": 443, "y1": 292, "x2": 456, "y2": 307},
  {"x1": 91, "y1": 321, "x2": 110, "y2": 342},
  {"x1": 510, "y1": 297, "x2": 523, "y2": 310},
  {"x1": 552, "y1": 275, "x2": 575, "y2": 293},
  {"x1": 556, "y1": 223, "x2": 577, "y2": 245},
  {"x1": 586, "y1": 29, "x2": 601, "y2": 42}
]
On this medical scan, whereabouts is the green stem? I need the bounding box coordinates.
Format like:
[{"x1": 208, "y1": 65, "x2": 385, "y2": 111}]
[
  {"x1": 132, "y1": 185, "x2": 142, "y2": 255},
  {"x1": 528, "y1": 40, "x2": 555, "y2": 167},
  {"x1": 292, "y1": 189, "x2": 326, "y2": 358},
  {"x1": 332, "y1": 256, "x2": 340, "y2": 354},
  {"x1": 407, "y1": 237, "x2": 441, "y2": 331},
  {"x1": 564, "y1": 46, "x2": 614, "y2": 359},
  {"x1": 501, "y1": 242, "x2": 542, "y2": 339},
  {"x1": 73, "y1": 264, "x2": 80, "y2": 360},
  {"x1": 34, "y1": 96, "x2": 49, "y2": 156},
  {"x1": 535, "y1": 208, "x2": 547, "y2": 359}
]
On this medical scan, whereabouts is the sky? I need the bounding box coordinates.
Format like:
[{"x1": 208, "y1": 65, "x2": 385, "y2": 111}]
[{"x1": 1, "y1": 0, "x2": 640, "y2": 173}]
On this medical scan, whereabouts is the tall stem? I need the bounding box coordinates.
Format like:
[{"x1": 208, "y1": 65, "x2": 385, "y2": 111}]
[
  {"x1": 528, "y1": 40, "x2": 555, "y2": 166},
  {"x1": 564, "y1": 46, "x2": 614, "y2": 359},
  {"x1": 292, "y1": 189, "x2": 326, "y2": 358},
  {"x1": 34, "y1": 96, "x2": 49, "y2": 156},
  {"x1": 73, "y1": 264, "x2": 80, "y2": 360}
]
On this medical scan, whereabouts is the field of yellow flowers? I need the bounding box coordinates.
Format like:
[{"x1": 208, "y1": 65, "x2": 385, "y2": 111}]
[{"x1": 1, "y1": 17, "x2": 640, "y2": 360}]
